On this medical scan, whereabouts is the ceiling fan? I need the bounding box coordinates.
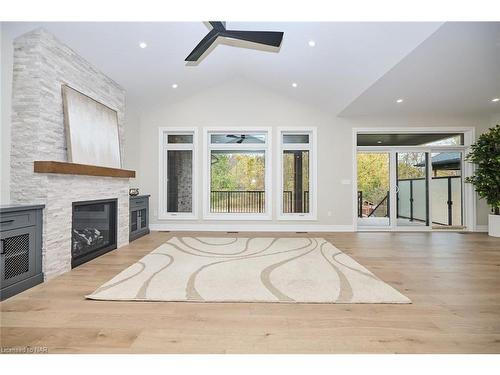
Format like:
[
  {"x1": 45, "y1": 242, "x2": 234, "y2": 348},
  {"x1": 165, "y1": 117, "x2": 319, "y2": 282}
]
[
  {"x1": 185, "y1": 21, "x2": 284, "y2": 62},
  {"x1": 225, "y1": 134, "x2": 261, "y2": 143}
]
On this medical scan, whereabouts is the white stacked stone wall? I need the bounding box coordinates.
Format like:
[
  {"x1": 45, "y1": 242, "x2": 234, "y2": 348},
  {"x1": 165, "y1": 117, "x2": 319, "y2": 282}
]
[{"x1": 10, "y1": 28, "x2": 129, "y2": 279}]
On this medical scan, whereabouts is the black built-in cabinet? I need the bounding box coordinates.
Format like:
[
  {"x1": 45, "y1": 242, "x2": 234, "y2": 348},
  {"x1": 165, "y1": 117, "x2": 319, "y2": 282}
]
[
  {"x1": 1, "y1": 204, "x2": 44, "y2": 301},
  {"x1": 129, "y1": 195, "x2": 150, "y2": 242}
]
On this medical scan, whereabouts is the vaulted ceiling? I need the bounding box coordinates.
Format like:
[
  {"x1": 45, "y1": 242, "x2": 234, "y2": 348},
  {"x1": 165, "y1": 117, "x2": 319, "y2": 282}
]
[
  {"x1": 340, "y1": 22, "x2": 500, "y2": 117},
  {"x1": 3, "y1": 22, "x2": 499, "y2": 117}
]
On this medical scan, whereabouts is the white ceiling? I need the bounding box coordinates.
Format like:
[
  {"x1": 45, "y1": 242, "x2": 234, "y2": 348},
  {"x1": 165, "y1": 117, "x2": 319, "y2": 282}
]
[
  {"x1": 340, "y1": 22, "x2": 500, "y2": 117},
  {"x1": 4, "y1": 22, "x2": 498, "y2": 117}
]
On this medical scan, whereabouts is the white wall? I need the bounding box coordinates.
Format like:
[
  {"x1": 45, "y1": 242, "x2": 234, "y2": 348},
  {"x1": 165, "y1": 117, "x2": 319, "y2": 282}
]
[
  {"x1": 0, "y1": 23, "x2": 13, "y2": 204},
  {"x1": 123, "y1": 102, "x2": 141, "y2": 185},
  {"x1": 131, "y1": 77, "x2": 492, "y2": 230},
  {"x1": 488, "y1": 112, "x2": 500, "y2": 129},
  {"x1": 136, "y1": 78, "x2": 348, "y2": 229}
]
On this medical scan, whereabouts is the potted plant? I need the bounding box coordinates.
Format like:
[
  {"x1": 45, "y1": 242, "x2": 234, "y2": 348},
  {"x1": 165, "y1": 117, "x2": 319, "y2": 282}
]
[{"x1": 465, "y1": 124, "x2": 500, "y2": 237}]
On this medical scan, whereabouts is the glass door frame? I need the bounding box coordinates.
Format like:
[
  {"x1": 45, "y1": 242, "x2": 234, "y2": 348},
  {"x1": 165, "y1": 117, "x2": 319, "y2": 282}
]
[
  {"x1": 356, "y1": 145, "x2": 467, "y2": 231},
  {"x1": 357, "y1": 147, "x2": 432, "y2": 231},
  {"x1": 356, "y1": 150, "x2": 392, "y2": 229},
  {"x1": 392, "y1": 148, "x2": 432, "y2": 231},
  {"x1": 428, "y1": 147, "x2": 466, "y2": 228}
]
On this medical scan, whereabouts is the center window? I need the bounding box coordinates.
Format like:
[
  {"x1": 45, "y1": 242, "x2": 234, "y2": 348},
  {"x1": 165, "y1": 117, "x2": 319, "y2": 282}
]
[{"x1": 204, "y1": 129, "x2": 271, "y2": 219}]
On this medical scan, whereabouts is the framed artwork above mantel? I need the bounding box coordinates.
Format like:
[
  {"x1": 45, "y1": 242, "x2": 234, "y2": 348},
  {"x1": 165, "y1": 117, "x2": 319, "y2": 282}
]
[{"x1": 62, "y1": 85, "x2": 122, "y2": 169}]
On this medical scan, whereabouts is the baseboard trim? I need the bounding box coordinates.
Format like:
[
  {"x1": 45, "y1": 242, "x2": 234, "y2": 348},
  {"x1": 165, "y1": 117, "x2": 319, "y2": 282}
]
[
  {"x1": 150, "y1": 223, "x2": 354, "y2": 232},
  {"x1": 150, "y1": 223, "x2": 488, "y2": 233}
]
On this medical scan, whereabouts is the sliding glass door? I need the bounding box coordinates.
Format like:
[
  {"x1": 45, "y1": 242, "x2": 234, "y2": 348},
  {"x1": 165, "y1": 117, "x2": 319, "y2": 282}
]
[
  {"x1": 357, "y1": 152, "x2": 391, "y2": 228},
  {"x1": 396, "y1": 151, "x2": 430, "y2": 227},
  {"x1": 357, "y1": 149, "x2": 432, "y2": 230},
  {"x1": 356, "y1": 131, "x2": 468, "y2": 231},
  {"x1": 430, "y1": 151, "x2": 463, "y2": 228}
]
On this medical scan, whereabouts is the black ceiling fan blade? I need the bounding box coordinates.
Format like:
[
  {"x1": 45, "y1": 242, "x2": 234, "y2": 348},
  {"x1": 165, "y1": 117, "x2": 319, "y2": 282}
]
[
  {"x1": 209, "y1": 21, "x2": 226, "y2": 31},
  {"x1": 186, "y1": 22, "x2": 284, "y2": 62},
  {"x1": 185, "y1": 29, "x2": 220, "y2": 61},
  {"x1": 221, "y1": 30, "x2": 284, "y2": 47}
]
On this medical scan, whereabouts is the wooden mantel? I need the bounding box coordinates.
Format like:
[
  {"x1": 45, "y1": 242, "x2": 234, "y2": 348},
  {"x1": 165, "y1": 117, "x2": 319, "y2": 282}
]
[{"x1": 34, "y1": 161, "x2": 135, "y2": 178}]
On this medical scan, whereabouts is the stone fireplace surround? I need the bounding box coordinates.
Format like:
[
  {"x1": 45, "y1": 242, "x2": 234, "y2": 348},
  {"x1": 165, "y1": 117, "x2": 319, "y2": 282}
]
[{"x1": 9, "y1": 28, "x2": 130, "y2": 280}]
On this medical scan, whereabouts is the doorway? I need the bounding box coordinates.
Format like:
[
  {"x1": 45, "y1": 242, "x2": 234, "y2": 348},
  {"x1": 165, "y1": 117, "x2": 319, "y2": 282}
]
[
  {"x1": 430, "y1": 151, "x2": 463, "y2": 228},
  {"x1": 356, "y1": 151, "x2": 391, "y2": 228},
  {"x1": 396, "y1": 151, "x2": 430, "y2": 227},
  {"x1": 355, "y1": 129, "x2": 471, "y2": 231}
]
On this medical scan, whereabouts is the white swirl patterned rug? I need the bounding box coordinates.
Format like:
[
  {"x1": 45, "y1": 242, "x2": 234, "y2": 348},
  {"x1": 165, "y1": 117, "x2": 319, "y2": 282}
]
[{"x1": 87, "y1": 237, "x2": 410, "y2": 304}]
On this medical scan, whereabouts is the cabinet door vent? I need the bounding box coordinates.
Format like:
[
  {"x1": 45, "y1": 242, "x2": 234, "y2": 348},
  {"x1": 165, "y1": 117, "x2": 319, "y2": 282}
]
[{"x1": 3, "y1": 234, "x2": 30, "y2": 280}]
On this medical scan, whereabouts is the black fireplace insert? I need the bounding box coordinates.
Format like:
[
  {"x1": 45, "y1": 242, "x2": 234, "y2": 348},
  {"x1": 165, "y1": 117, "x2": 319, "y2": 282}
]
[{"x1": 71, "y1": 198, "x2": 117, "y2": 268}]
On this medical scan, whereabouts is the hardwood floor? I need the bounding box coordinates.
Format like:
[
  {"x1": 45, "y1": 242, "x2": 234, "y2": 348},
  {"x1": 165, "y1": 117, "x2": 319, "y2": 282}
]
[{"x1": 1, "y1": 231, "x2": 500, "y2": 354}]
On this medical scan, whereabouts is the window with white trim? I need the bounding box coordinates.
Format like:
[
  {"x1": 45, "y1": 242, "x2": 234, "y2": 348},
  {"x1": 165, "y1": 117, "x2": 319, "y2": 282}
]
[
  {"x1": 204, "y1": 128, "x2": 272, "y2": 219},
  {"x1": 159, "y1": 128, "x2": 197, "y2": 219},
  {"x1": 277, "y1": 128, "x2": 317, "y2": 220}
]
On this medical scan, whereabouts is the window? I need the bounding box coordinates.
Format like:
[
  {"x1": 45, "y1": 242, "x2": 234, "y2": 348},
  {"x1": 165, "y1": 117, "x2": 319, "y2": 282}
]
[
  {"x1": 277, "y1": 128, "x2": 317, "y2": 220},
  {"x1": 357, "y1": 133, "x2": 464, "y2": 146},
  {"x1": 421, "y1": 134, "x2": 463, "y2": 146},
  {"x1": 210, "y1": 133, "x2": 266, "y2": 144},
  {"x1": 204, "y1": 128, "x2": 272, "y2": 219},
  {"x1": 159, "y1": 128, "x2": 197, "y2": 219}
]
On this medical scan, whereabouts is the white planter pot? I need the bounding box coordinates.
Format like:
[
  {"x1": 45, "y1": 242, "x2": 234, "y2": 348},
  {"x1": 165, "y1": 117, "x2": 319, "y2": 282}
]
[{"x1": 488, "y1": 214, "x2": 500, "y2": 237}]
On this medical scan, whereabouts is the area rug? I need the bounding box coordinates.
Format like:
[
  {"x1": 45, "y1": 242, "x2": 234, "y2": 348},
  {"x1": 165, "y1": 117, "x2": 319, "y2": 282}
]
[{"x1": 87, "y1": 237, "x2": 411, "y2": 304}]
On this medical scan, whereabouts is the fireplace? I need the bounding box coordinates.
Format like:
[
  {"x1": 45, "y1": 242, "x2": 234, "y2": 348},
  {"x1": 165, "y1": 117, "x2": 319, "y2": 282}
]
[{"x1": 71, "y1": 198, "x2": 117, "y2": 268}]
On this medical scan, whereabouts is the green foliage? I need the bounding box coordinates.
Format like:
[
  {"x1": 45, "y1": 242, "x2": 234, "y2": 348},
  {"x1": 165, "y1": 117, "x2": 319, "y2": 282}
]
[
  {"x1": 397, "y1": 153, "x2": 426, "y2": 179},
  {"x1": 211, "y1": 153, "x2": 237, "y2": 190},
  {"x1": 465, "y1": 124, "x2": 500, "y2": 215},
  {"x1": 357, "y1": 152, "x2": 425, "y2": 206},
  {"x1": 211, "y1": 152, "x2": 265, "y2": 191},
  {"x1": 283, "y1": 151, "x2": 309, "y2": 192},
  {"x1": 211, "y1": 151, "x2": 308, "y2": 194},
  {"x1": 357, "y1": 153, "x2": 389, "y2": 205}
]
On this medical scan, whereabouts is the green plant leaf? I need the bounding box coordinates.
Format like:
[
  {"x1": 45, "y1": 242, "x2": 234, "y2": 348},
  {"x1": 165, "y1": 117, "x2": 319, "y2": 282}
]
[{"x1": 465, "y1": 124, "x2": 500, "y2": 214}]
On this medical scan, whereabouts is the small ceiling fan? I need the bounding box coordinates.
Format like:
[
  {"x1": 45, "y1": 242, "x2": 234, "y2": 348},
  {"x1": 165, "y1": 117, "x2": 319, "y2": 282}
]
[
  {"x1": 225, "y1": 134, "x2": 261, "y2": 143},
  {"x1": 185, "y1": 21, "x2": 284, "y2": 62}
]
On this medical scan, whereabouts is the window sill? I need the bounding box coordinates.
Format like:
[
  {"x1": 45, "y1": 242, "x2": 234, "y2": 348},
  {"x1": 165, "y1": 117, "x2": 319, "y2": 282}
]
[
  {"x1": 158, "y1": 213, "x2": 198, "y2": 220},
  {"x1": 277, "y1": 214, "x2": 317, "y2": 221}
]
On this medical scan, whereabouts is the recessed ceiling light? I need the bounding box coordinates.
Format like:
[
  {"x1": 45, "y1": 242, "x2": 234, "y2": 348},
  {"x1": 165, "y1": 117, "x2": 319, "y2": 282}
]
[
  {"x1": 492, "y1": 98, "x2": 500, "y2": 102},
  {"x1": 396, "y1": 98, "x2": 404, "y2": 103},
  {"x1": 377, "y1": 140, "x2": 383, "y2": 144},
  {"x1": 171, "y1": 83, "x2": 178, "y2": 89},
  {"x1": 292, "y1": 82, "x2": 298, "y2": 88},
  {"x1": 139, "y1": 42, "x2": 147, "y2": 49},
  {"x1": 308, "y1": 40, "x2": 316, "y2": 47}
]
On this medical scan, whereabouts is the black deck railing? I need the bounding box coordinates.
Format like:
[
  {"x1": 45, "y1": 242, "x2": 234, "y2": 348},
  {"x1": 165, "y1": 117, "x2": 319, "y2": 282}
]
[
  {"x1": 396, "y1": 175, "x2": 461, "y2": 225},
  {"x1": 357, "y1": 191, "x2": 363, "y2": 218},
  {"x1": 209, "y1": 190, "x2": 310, "y2": 213},
  {"x1": 210, "y1": 191, "x2": 265, "y2": 213},
  {"x1": 283, "y1": 191, "x2": 309, "y2": 213},
  {"x1": 368, "y1": 192, "x2": 390, "y2": 218},
  {"x1": 358, "y1": 175, "x2": 461, "y2": 225},
  {"x1": 357, "y1": 191, "x2": 389, "y2": 218}
]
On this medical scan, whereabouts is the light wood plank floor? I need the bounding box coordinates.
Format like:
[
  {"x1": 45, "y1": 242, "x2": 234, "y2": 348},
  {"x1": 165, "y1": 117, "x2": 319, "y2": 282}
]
[{"x1": 1, "y1": 231, "x2": 500, "y2": 354}]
